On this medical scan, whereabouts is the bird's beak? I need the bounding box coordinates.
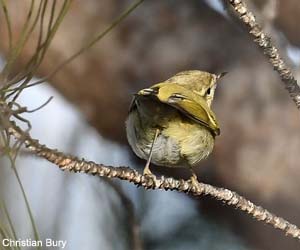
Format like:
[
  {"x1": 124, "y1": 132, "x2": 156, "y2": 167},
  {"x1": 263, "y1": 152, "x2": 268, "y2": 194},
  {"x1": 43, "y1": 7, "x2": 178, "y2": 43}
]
[{"x1": 217, "y1": 72, "x2": 228, "y2": 79}]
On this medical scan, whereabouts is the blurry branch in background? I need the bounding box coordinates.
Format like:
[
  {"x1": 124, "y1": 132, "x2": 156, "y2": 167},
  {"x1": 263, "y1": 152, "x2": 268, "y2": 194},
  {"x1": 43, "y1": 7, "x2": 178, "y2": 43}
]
[
  {"x1": 0, "y1": 2, "x2": 74, "y2": 245},
  {"x1": 11, "y1": 0, "x2": 145, "y2": 92},
  {"x1": 5, "y1": 121, "x2": 300, "y2": 241},
  {"x1": 102, "y1": 179, "x2": 142, "y2": 250},
  {"x1": 0, "y1": 0, "x2": 143, "y2": 248},
  {"x1": 0, "y1": 0, "x2": 144, "y2": 100},
  {"x1": 1, "y1": 0, "x2": 72, "y2": 91},
  {"x1": 227, "y1": 0, "x2": 300, "y2": 108},
  {"x1": 0, "y1": 0, "x2": 300, "y2": 246}
]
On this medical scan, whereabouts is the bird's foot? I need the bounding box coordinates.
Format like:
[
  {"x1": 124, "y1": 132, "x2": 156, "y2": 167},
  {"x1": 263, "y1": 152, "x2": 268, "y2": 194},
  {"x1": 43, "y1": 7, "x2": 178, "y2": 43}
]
[
  {"x1": 142, "y1": 167, "x2": 157, "y2": 187},
  {"x1": 189, "y1": 172, "x2": 200, "y2": 188},
  {"x1": 143, "y1": 167, "x2": 157, "y2": 180}
]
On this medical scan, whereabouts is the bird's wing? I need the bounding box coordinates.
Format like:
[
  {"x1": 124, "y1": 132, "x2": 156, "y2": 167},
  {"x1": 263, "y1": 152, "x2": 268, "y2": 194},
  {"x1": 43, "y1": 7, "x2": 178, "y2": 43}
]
[{"x1": 137, "y1": 83, "x2": 220, "y2": 136}]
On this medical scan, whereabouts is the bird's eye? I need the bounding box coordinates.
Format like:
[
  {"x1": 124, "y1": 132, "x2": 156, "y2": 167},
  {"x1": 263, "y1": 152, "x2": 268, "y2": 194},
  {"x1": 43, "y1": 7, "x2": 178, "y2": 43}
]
[{"x1": 206, "y1": 88, "x2": 211, "y2": 95}]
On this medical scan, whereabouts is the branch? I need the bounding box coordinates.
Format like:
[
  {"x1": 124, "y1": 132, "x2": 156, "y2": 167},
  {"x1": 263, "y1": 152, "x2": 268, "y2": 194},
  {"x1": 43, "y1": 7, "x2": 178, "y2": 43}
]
[
  {"x1": 228, "y1": 0, "x2": 300, "y2": 109},
  {"x1": 6, "y1": 121, "x2": 300, "y2": 241}
]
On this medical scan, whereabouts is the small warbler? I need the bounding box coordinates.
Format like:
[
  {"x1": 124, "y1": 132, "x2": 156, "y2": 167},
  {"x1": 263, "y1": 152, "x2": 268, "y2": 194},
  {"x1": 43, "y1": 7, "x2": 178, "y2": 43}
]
[{"x1": 126, "y1": 70, "x2": 224, "y2": 184}]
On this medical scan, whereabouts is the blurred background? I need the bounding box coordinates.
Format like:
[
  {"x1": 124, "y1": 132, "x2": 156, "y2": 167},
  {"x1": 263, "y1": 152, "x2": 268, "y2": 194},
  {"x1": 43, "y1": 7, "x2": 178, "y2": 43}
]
[{"x1": 0, "y1": 0, "x2": 300, "y2": 249}]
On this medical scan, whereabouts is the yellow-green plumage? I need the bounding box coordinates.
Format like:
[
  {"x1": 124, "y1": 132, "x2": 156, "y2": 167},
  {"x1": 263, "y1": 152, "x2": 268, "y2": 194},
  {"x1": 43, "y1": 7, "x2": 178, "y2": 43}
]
[{"x1": 126, "y1": 70, "x2": 222, "y2": 172}]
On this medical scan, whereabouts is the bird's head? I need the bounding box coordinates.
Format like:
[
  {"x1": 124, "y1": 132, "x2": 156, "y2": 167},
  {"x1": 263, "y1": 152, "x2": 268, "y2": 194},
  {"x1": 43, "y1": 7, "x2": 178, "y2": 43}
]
[{"x1": 166, "y1": 70, "x2": 226, "y2": 107}]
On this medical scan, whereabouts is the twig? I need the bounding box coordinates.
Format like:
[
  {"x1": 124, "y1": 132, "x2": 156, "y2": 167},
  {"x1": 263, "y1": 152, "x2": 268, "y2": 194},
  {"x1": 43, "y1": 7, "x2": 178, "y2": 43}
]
[
  {"x1": 24, "y1": 0, "x2": 144, "y2": 89},
  {"x1": 6, "y1": 121, "x2": 300, "y2": 241},
  {"x1": 227, "y1": 0, "x2": 300, "y2": 108}
]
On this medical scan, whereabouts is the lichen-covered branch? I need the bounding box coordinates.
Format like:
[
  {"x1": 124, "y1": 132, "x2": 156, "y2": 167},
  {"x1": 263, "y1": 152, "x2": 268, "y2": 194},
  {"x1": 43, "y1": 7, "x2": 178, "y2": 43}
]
[
  {"x1": 228, "y1": 0, "x2": 300, "y2": 108},
  {"x1": 6, "y1": 121, "x2": 300, "y2": 241}
]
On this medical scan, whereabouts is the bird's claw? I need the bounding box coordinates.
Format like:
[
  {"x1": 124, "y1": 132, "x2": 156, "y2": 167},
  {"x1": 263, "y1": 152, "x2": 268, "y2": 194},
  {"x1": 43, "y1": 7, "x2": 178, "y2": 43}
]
[
  {"x1": 189, "y1": 173, "x2": 200, "y2": 188},
  {"x1": 143, "y1": 167, "x2": 157, "y2": 181}
]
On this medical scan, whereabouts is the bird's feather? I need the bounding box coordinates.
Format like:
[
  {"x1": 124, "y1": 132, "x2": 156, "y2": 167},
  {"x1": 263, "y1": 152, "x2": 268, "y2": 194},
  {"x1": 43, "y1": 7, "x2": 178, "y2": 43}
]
[{"x1": 135, "y1": 83, "x2": 220, "y2": 136}]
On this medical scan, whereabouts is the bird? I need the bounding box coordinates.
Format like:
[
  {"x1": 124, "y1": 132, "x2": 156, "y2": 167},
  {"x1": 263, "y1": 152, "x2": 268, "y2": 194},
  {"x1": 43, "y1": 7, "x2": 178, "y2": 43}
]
[{"x1": 125, "y1": 70, "x2": 224, "y2": 184}]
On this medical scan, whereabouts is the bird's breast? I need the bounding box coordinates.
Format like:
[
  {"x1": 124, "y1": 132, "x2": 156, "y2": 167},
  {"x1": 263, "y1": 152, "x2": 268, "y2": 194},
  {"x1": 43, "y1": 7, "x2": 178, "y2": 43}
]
[{"x1": 126, "y1": 107, "x2": 214, "y2": 168}]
